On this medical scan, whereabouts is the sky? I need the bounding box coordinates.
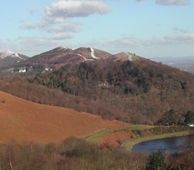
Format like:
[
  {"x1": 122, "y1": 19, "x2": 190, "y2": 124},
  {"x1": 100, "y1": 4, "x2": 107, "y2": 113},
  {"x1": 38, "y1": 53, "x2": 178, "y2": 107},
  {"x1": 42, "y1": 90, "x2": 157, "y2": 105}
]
[{"x1": 0, "y1": 0, "x2": 193, "y2": 58}]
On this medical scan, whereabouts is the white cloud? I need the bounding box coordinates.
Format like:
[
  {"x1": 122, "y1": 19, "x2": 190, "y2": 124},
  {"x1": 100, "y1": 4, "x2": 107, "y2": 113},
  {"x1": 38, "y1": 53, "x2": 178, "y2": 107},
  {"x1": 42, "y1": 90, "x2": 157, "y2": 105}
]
[
  {"x1": 173, "y1": 27, "x2": 188, "y2": 33},
  {"x1": 17, "y1": 1, "x2": 110, "y2": 54},
  {"x1": 155, "y1": 0, "x2": 188, "y2": 5},
  {"x1": 163, "y1": 33, "x2": 194, "y2": 42},
  {"x1": 136, "y1": 0, "x2": 189, "y2": 5},
  {"x1": 49, "y1": 32, "x2": 73, "y2": 40},
  {"x1": 40, "y1": 18, "x2": 81, "y2": 33},
  {"x1": 21, "y1": 19, "x2": 80, "y2": 40},
  {"x1": 21, "y1": 0, "x2": 110, "y2": 41},
  {"x1": 46, "y1": 0, "x2": 110, "y2": 19}
]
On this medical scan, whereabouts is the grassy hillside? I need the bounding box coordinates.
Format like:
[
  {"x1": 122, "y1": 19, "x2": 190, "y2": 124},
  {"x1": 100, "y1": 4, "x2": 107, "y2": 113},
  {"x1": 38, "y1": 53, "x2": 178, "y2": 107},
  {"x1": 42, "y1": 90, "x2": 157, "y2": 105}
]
[{"x1": 0, "y1": 91, "x2": 126, "y2": 143}]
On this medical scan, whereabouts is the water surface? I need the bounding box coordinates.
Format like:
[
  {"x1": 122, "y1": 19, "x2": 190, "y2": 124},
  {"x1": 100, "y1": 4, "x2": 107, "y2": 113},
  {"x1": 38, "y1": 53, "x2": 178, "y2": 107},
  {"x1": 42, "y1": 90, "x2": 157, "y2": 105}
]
[{"x1": 132, "y1": 135, "x2": 194, "y2": 153}]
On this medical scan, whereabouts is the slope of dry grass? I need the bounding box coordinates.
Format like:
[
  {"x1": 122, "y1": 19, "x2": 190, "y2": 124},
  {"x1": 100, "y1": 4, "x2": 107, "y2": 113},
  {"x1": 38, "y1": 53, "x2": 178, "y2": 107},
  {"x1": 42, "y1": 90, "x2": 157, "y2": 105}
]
[{"x1": 0, "y1": 91, "x2": 126, "y2": 143}]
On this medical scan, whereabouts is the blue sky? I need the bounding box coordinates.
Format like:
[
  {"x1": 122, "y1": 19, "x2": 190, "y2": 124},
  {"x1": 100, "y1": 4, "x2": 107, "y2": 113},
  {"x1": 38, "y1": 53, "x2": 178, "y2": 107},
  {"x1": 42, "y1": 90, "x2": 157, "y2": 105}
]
[{"x1": 0, "y1": 0, "x2": 193, "y2": 58}]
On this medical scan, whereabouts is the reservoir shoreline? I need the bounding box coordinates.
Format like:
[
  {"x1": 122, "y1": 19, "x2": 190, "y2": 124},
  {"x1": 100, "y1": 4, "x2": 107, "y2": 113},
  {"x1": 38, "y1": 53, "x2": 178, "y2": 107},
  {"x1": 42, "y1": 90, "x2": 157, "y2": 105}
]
[{"x1": 122, "y1": 130, "x2": 192, "y2": 151}]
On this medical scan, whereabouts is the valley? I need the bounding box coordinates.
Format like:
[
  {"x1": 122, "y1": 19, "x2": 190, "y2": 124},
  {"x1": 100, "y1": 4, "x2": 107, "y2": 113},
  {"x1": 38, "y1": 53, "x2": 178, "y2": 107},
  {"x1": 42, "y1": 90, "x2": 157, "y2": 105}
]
[
  {"x1": 0, "y1": 1, "x2": 193, "y2": 168},
  {"x1": 0, "y1": 47, "x2": 193, "y2": 169}
]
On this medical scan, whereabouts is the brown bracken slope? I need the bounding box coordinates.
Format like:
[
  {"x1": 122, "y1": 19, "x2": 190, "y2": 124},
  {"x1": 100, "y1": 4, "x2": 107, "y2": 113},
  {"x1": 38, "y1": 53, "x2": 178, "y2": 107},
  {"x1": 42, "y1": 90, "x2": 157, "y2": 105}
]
[{"x1": 0, "y1": 91, "x2": 126, "y2": 143}]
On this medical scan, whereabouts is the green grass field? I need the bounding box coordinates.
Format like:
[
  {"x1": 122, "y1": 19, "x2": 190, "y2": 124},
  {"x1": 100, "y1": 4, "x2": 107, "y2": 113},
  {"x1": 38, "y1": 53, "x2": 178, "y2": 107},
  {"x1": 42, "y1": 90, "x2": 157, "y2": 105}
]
[
  {"x1": 85, "y1": 124, "x2": 153, "y2": 143},
  {"x1": 85, "y1": 124, "x2": 192, "y2": 151}
]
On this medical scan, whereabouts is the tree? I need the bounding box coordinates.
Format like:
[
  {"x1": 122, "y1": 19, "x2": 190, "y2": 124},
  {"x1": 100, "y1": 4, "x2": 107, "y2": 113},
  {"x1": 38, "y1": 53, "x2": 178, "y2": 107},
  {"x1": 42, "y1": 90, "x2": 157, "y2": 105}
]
[
  {"x1": 184, "y1": 111, "x2": 194, "y2": 124},
  {"x1": 146, "y1": 151, "x2": 166, "y2": 170},
  {"x1": 158, "y1": 109, "x2": 178, "y2": 125}
]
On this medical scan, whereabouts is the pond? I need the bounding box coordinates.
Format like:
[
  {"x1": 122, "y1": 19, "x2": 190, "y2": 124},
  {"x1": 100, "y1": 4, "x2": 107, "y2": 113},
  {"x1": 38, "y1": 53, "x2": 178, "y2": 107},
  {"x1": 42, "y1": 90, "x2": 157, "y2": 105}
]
[{"x1": 132, "y1": 135, "x2": 194, "y2": 153}]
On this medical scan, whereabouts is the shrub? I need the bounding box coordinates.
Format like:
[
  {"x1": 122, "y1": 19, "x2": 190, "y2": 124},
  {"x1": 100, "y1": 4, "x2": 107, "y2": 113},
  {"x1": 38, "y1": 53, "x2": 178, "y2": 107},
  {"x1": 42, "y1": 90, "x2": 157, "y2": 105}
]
[
  {"x1": 146, "y1": 151, "x2": 166, "y2": 170},
  {"x1": 184, "y1": 111, "x2": 194, "y2": 124},
  {"x1": 158, "y1": 109, "x2": 178, "y2": 125}
]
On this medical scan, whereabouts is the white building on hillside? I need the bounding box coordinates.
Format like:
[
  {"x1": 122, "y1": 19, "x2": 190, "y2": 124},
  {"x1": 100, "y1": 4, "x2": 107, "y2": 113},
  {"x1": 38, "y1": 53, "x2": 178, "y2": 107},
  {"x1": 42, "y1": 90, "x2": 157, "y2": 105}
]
[
  {"x1": 187, "y1": 124, "x2": 194, "y2": 127},
  {"x1": 18, "y1": 67, "x2": 27, "y2": 73}
]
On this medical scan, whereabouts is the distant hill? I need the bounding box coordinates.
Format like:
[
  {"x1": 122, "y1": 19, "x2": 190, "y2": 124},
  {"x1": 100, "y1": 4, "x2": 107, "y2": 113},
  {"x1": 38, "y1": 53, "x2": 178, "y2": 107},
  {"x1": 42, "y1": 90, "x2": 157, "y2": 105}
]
[
  {"x1": 0, "y1": 50, "x2": 28, "y2": 70},
  {"x1": 150, "y1": 56, "x2": 194, "y2": 74},
  {"x1": 15, "y1": 47, "x2": 112, "y2": 70}
]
